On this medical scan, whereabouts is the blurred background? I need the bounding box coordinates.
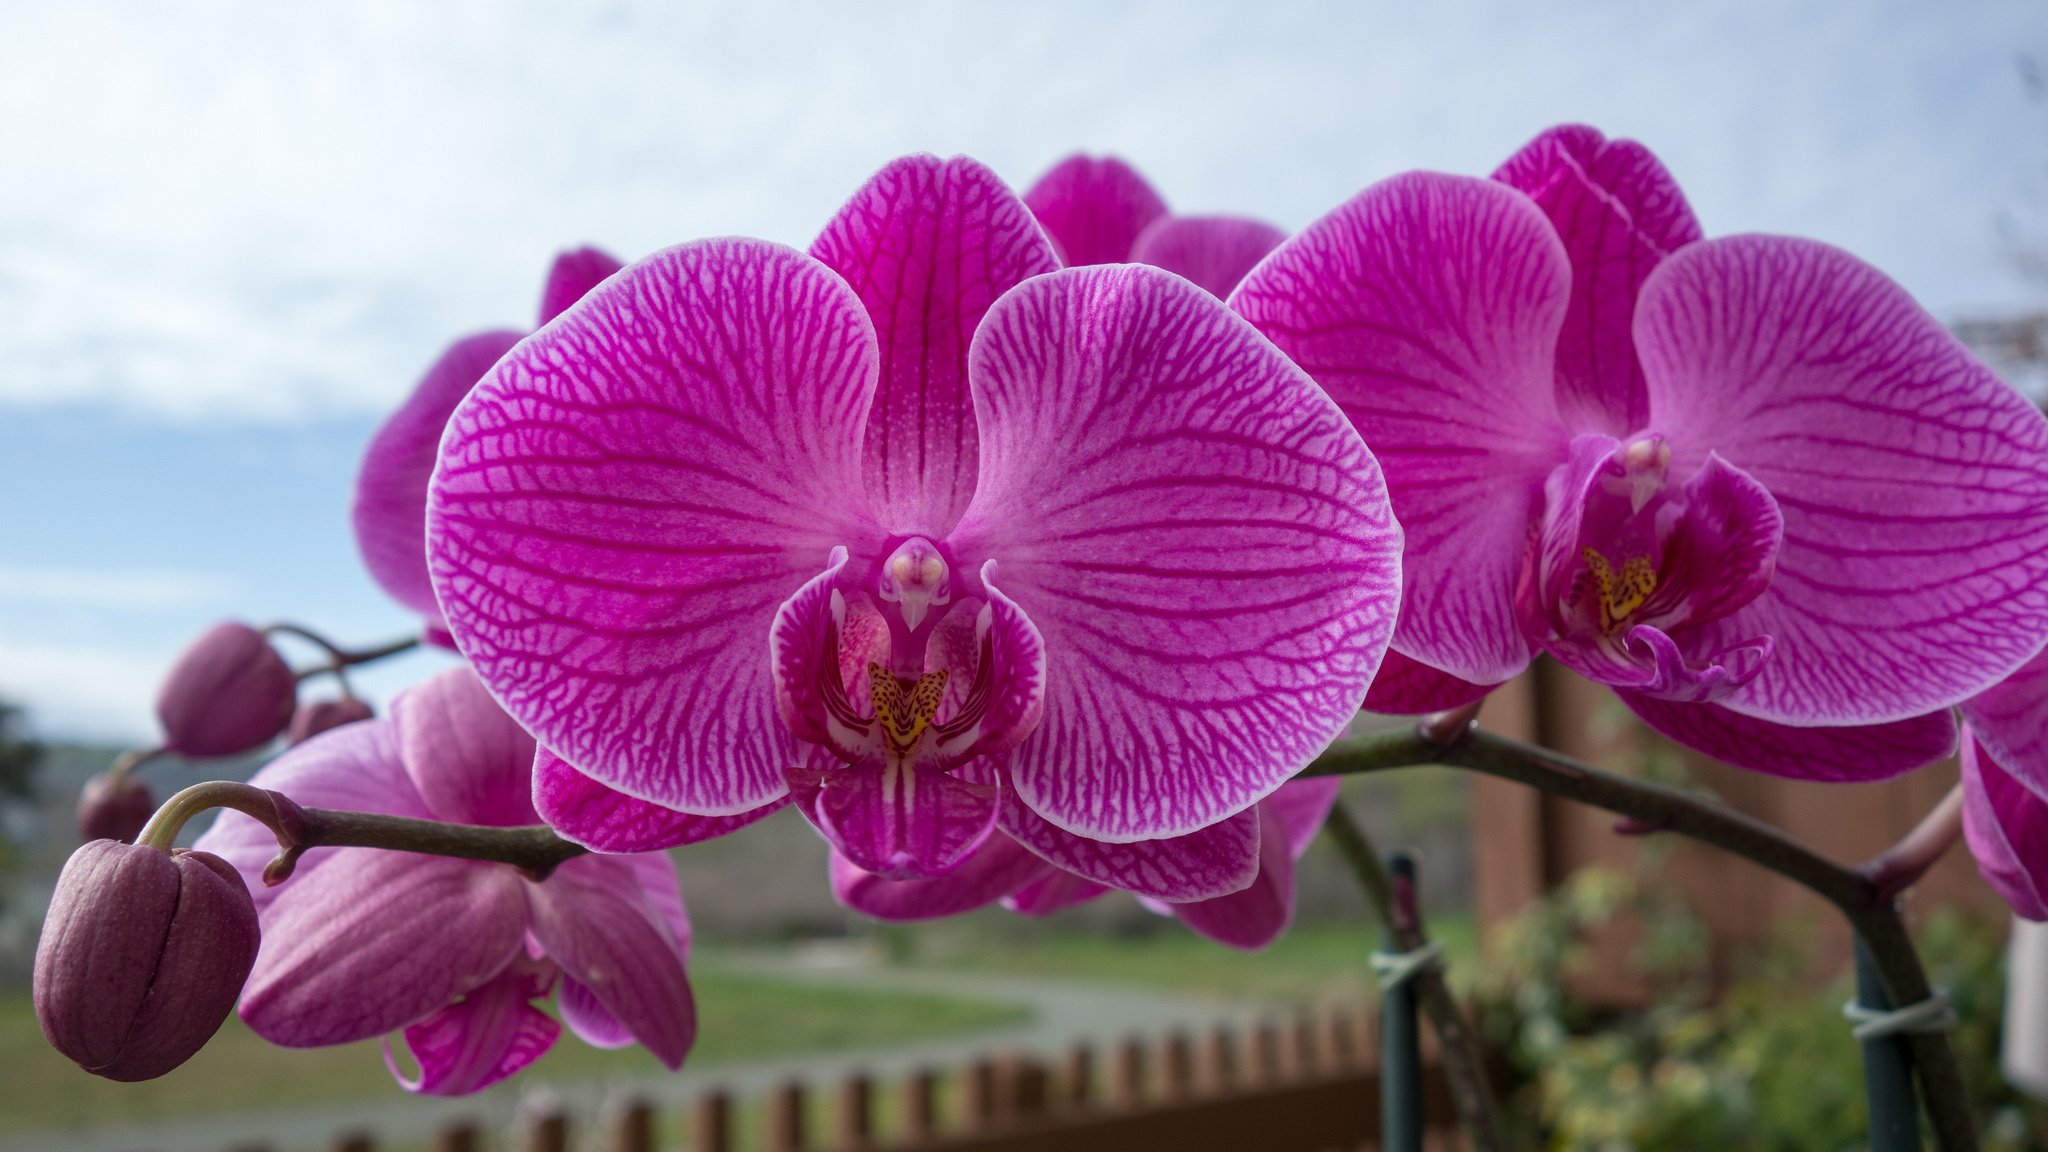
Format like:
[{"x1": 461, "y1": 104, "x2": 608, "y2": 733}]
[{"x1": 3, "y1": 1, "x2": 2046, "y2": 1149}]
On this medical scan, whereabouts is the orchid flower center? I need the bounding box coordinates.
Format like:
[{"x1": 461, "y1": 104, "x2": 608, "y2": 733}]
[
  {"x1": 877, "y1": 537, "x2": 951, "y2": 634},
  {"x1": 1578, "y1": 548, "x2": 1657, "y2": 634}
]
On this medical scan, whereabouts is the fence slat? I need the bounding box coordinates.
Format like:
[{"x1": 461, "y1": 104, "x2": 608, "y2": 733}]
[
  {"x1": 1316, "y1": 1005, "x2": 1354, "y2": 1074},
  {"x1": 766, "y1": 1081, "x2": 807, "y2": 1152},
  {"x1": 1158, "y1": 1031, "x2": 1195, "y2": 1102},
  {"x1": 603, "y1": 1096, "x2": 654, "y2": 1152},
  {"x1": 995, "y1": 1053, "x2": 1049, "y2": 1120},
  {"x1": 1196, "y1": 1026, "x2": 1235, "y2": 1095},
  {"x1": 1110, "y1": 1037, "x2": 1147, "y2": 1109},
  {"x1": 693, "y1": 1090, "x2": 733, "y2": 1152},
  {"x1": 961, "y1": 1057, "x2": 998, "y2": 1131},
  {"x1": 329, "y1": 1133, "x2": 375, "y2": 1152},
  {"x1": 836, "y1": 1071, "x2": 874, "y2": 1149},
  {"x1": 1280, "y1": 1011, "x2": 1317, "y2": 1082},
  {"x1": 517, "y1": 1109, "x2": 568, "y2": 1152},
  {"x1": 1063, "y1": 1042, "x2": 1095, "y2": 1108},
  {"x1": 902, "y1": 1069, "x2": 939, "y2": 1142}
]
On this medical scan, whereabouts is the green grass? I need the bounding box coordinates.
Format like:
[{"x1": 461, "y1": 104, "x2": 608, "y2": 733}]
[
  {"x1": 1, "y1": 970, "x2": 1030, "y2": 1135},
  {"x1": 881, "y1": 914, "x2": 1478, "y2": 1005}
]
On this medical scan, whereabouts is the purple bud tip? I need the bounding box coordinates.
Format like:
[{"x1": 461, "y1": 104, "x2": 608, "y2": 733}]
[
  {"x1": 34, "y1": 842, "x2": 260, "y2": 1081},
  {"x1": 155, "y1": 622, "x2": 297, "y2": 759},
  {"x1": 76, "y1": 772, "x2": 156, "y2": 844},
  {"x1": 286, "y1": 696, "x2": 375, "y2": 745}
]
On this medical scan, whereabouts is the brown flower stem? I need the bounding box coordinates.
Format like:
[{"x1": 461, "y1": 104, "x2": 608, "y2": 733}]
[
  {"x1": 1858, "y1": 785, "x2": 1966, "y2": 902},
  {"x1": 1324, "y1": 800, "x2": 1508, "y2": 1152},
  {"x1": 135, "y1": 780, "x2": 586, "y2": 882},
  {"x1": 1304, "y1": 718, "x2": 1979, "y2": 1152},
  {"x1": 264, "y1": 623, "x2": 421, "y2": 678}
]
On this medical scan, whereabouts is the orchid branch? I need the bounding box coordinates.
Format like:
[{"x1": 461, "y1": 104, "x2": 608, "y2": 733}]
[
  {"x1": 136, "y1": 780, "x2": 587, "y2": 883},
  {"x1": 263, "y1": 624, "x2": 421, "y2": 681},
  {"x1": 1324, "y1": 799, "x2": 1509, "y2": 1152}
]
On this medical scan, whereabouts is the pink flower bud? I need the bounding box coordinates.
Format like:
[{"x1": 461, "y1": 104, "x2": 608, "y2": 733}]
[
  {"x1": 286, "y1": 697, "x2": 375, "y2": 745},
  {"x1": 156, "y1": 623, "x2": 297, "y2": 758},
  {"x1": 76, "y1": 772, "x2": 156, "y2": 844},
  {"x1": 35, "y1": 841, "x2": 260, "y2": 1080}
]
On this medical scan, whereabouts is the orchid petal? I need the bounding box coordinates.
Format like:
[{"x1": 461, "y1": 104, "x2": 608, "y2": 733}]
[
  {"x1": 1961, "y1": 649, "x2": 2048, "y2": 798},
  {"x1": 559, "y1": 976, "x2": 634, "y2": 1048},
  {"x1": 770, "y1": 549, "x2": 858, "y2": 752},
  {"x1": 999, "y1": 788, "x2": 1259, "y2": 902},
  {"x1": 193, "y1": 721, "x2": 427, "y2": 913},
  {"x1": 1493, "y1": 125, "x2": 1702, "y2": 435},
  {"x1": 533, "y1": 746, "x2": 786, "y2": 853},
  {"x1": 813, "y1": 154, "x2": 1059, "y2": 537},
  {"x1": 393, "y1": 667, "x2": 538, "y2": 827},
  {"x1": 1363, "y1": 648, "x2": 1498, "y2": 716},
  {"x1": 1233, "y1": 172, "x2": 1569, "y2": 685},
  {"x1": 387, "y1": 961, "x2": 560, "y2": 1096},
  {"x1": 957, "y1": 263, "x2": 1401, "y2": 840},
  {"x1": 1637, "y1": 235, "x2": 2048, "y2": 724},
  {"x1": 792, "y1": 762, "x2": 1000, "y2": 880},
  {"x1": 1004, "y1": 868, "x2": 1109, "y2": 915},
  {"x1": 354, "y1": 330, "x2": 523, "y2": 621},
  {"x1": 1168, "y1": 801, "x2": 1297, "y2": 950},
  {"x1": 1656, "y1": 454, "x2": 1785, "y2": 630},
  {"x1": 526, "y1": 854, "x2": 695, "y2": 1069},
  {"x1": 1130, "y1": 215, "x2": 1287, "y2": 298},
  {"x1": 240, "y1": 851, "x2": 527, "y2": 1047},
  {"x1": 537, "y1": 247, "x2": 625, "y2": 326},
  {"x1": 1961, "y1": 732, "x2": 2048, "y2": 921},
  {"x1": 428, "y1": 238, "x2": 883, "y2": 815},
  {"x1": 830, "y1": 835, "x2": 1051, "y2": 921},
  {"x1": 1618, "y1": 692, "x2": 1957, "y2": 782},
  {"x1": 1261, "y1": 778, "x2": 1341, "y2": 858},
  {"x1": 1022, "y1": 154, "x2": 1167, "y2": 266}
]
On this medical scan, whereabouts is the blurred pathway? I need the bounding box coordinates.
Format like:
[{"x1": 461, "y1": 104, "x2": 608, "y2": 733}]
[{"x1": 6, "y1": 954, "x2": 1264, "y2": 1152}]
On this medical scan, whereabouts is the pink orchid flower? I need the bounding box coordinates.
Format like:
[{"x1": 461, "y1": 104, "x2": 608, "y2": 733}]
[
  {"x1": 831, "y1": 778, "x2": 1341, "y2": 950},
  {"x1": 425, "y1": 153, "x2": 1403, "y2": 902},
  {"x1": 1233, "y1": 123, "x2": 2048, "y2": 782},
  {"x1": 192, "y1": 668, "x2": 693, "y2": 1096},
  {"x1": 353, "y1": 249, "x2": 623, "y2": 647},
  {"x1": 1952, "y1": 652, "x2": 2048, "y2": 919},
  {"x1": 1025, "y1": 153, "x2": 1287, "y2": 298}
]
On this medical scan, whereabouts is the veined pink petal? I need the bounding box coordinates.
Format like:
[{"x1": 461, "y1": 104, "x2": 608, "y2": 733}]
[
  {"x1": 830, "y1": 835, "x2": 1051, "y2": 921},
  {"x1": 1233, "y1": 172, "x2": 1570, "y2": 685},
  {"x1": 526, "y1": 854, "x2": 695, "y2": 1069},
  {"x1": 1619, "y1": 691, "x2": 1957, "y2": 782},
  {"x1": 1004, "y1": 868, "x2": 1109, "y2": 915},
  {"x1": 537, "y1": 247, "x2": 625, "y2": 326},
  {"x1": 393, "y1": 667, "x2": 539, "y2": 827},
  {"x1": 193, "y1": 720, "x2": 429, "y2": 913},
  {"x1": 956, "y1": 264, "x2": 1402, "y2": 840},
  {"x1": 1022, "y1": 154, "x2": 1168, "y2": 266},
  {"x1": 354, "y1": 330, "x2": 523, "y2": 621},
  {"x1": 240, "y1": 851, "x2": 527, "y2": 1047},
  {"x1": 1493, "y1": 125, "x2": 1702, "y2": 436},
  {"x1": 559, "y1": 976, "x2": 634, "y2": 1048},
  {"x1": 1130, "y1": 215, "x2": 1287, "y2": 299},
  {"x1": 533, "y1": 747, "x2": 786, "y2": 853},
  {"x1": 1961, "y1": 732, "x2": 2048, "y2": 920},
  {"x1": 1637, "y1": 235, "x2": 2048, "y2": 724},
  {"x1": 999, "y1": 789, "x2": 1259, "y2": 902},
  {"x1": 428, "y1": 238, "x2": 884, "y2": 815},
  {"x1": 1363, "y1": 648, "x2": 1498, "y2": 715},
  {"x1": 1167, "y1": 801, "x2": 1296, "y2": 950},
  {"x1": 387, "y1": 960, "x2": 560, "y2": 1096},
  {"x1": 1961, "y1": 648, "x2": 2048, "y2": 797},
  {"x1": 813, "y1": 154, "x2": 1059, "y2": 537},
  {"x1": 1261, "y1": 778, "x2": 1341, "y2": 858},
  {"x1": 791, "y1": 761, "x2": 1000, "y2": 880}
]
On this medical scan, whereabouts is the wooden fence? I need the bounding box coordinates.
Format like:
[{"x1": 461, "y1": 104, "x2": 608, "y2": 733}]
[{"x1": 223, "y1": 1002, "x2": 1463, "y2": 1152}]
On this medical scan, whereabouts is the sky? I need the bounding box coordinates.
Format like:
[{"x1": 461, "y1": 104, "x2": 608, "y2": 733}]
[{"x1": 1, "y1": 0, "x2": 2045, "y2": 740}]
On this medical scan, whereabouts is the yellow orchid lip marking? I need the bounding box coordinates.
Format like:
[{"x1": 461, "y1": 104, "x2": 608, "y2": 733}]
[
  {"x1": 867, "y1": 661, "x2": 949, "y2": 757},
  {"x1": 1581, "y1": 548, "x2": 1658, "y2": 634}
]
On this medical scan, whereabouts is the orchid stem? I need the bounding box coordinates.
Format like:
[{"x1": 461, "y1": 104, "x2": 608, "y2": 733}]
[
  {"x1": 1305, "y1": 719, "x2": 1979, "y2": 1152},
  {"x1": 135, "y1": 780, "x2": 587, "y2": 882},
  {"x1": 265, "y1": 624, "x2": 421, "y2": 677},
  {"x1": 1858, "y1": 785, "x2": 1965, "y2": 902},
  {"x1": 1324, "y1": 801, "x2": 1507, "y2": 1152}
]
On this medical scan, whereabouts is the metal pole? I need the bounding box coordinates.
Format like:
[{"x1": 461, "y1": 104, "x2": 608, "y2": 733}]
[
  {"x1": 1380, "y1": 851, "x2": 1424, "y2": 1152},
  {"x1": 1858, "y1": 934, "x2": 1923, "y2": 1151}
]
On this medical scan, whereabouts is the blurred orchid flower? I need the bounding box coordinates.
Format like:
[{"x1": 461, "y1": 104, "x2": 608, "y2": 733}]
[
  {"x1": 426, "y1": 153, "x2": 1403, "y2": 895},
  {"x1": 1234, "y1": 124, "x2": 2048, "y2": 782},
  {"x1": 1025, "y1": 153, "x2": 1287, "y2": 297},
  {"x1": 1956, "y1": 652, "x2": 2048, "y2": 918},
  {"x1": 353, "y1": 249, "x2": 623, "y2": 647},
  {"x1": 194, "y1": 668, "x2": 694, "y2": 1096},
  {"x1": 832, "y1": 778, "x2": 1341, "y2": 950}
]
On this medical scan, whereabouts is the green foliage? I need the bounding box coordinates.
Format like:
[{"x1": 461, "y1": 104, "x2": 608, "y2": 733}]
[{"x1": 1471, "y1": 866, "x2": 2048, "y2": 1151}]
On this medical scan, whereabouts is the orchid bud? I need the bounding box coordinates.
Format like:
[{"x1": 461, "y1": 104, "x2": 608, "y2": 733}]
[
  {"x1": 76, "y1": 772, "x2": 156, "y2": 844},
  {"x1": 286, "y1": 696, "x2": 375, "y2": 745},
  {"x1": 156, "y1": 622, "x2": 297, "y2": 757},
  {"x1": 35, "y1": 841, "x2": 260, "y2": 1080}
]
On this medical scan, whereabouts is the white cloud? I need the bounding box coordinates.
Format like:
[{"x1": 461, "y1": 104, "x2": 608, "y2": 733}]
[
  {"x1": 0, "y1": 565, "x2": 239, "y2": 610},
  {"x1": 0, "y1": 634, "x2": 161, "y2": 741}
]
